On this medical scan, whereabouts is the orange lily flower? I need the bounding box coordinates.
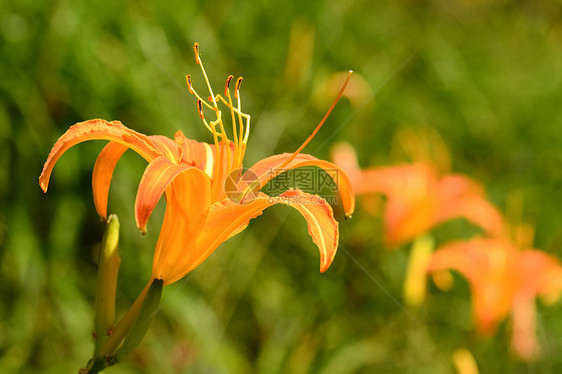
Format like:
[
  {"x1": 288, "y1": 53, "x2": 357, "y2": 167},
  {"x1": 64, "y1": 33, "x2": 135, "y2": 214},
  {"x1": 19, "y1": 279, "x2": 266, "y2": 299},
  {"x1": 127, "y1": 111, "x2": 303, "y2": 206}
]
[
  {"x1": 40, "y1": 44, "x2": 355, "y2": 360},
  {"x1": 331, "y1": 142, "x2": 504, "y2": 247},
  {"x1": 40, "y1": 44, "x2": 354, "y2": 286},
  {"x1": 428, "y1": 238, "x2": 562, "y2": 360}
]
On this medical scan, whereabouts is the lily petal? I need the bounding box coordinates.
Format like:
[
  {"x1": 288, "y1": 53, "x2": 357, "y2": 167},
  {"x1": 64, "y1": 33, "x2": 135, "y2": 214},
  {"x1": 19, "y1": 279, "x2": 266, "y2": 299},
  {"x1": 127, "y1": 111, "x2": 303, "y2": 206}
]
[
  {"x1": 174, "y1": 131, "x2": 215, "y2": 177},
  {"x1": 150, "y1": 169, "x2": 211, "y2": 284},
  {"x1": 356, "y1": 163, "x2": 434, "y2": 196},
  {"x1": 248, "y1": 153, "x2": 355, "y2": 217},
  {"x1": 39, "y1": 119, "x2": 160, "y2": 192},
  {"x1": 275, "y1": 189, "x2": 339, "y2": 272},
  {"x1": 511, "y1": 250, "x2": 562, "y2": 360},
  {"x1": 330, "y1": 141, "x2": 362, "y2": 187},
  {"x1": 354, "y1": 164, "x2": 504, "y2": 245},
  {"x1": 435, "y1": 175, "x2": 505, "y2": 237},
  {"x1": 511, "y1": 294, "x2": 539, "y2": 360},
  {"x1": 383, "y1": 196, "x2": 436, "y2": 247},
  {"x1": 150, "y1": 135, "x2": 181, "y2": 163},
  {"x1": 429, "y1": 239, "x2": 518, "y2": 334},
  {"x1": 190, "y1": 189, "x2": 339, "y2": 278},
  {"x1": 135, "y1": 156, "x2": 207, "y2": 234},
  {"x1": 158, "y1": 189, "x2": 339, "y2": 285},
  {"x1": 92, "y1": 142, "x2": 129, "y2": 220},
  {"x1": 436, "y1": 195, "x2": 505, "y2": 238}
]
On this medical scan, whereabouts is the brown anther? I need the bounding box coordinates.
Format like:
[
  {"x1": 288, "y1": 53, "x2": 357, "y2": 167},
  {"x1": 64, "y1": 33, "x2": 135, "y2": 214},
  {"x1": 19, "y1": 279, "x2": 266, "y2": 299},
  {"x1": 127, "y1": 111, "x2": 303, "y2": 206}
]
[
  {"x1": 225, "y1": 75, "x2": 234, "y2": 96},
  {"x1": 193, "y1": 43, "x2": 201, "y2": 64},
  {"x1": 234, "y1": 77, "x2": 243, "y2": 99},
  {"x1": 92, "y1": 332, "x2": 98, "y2": 339},
  {"x1": 197, "y1": 100, "x2": 205, "y2": 119},
  {"x1": 186, "y1": 75, "x2": 194, "y2": 94},
  {"x1": 107, "y1": 328, "x2": 114, "y2": 336}
]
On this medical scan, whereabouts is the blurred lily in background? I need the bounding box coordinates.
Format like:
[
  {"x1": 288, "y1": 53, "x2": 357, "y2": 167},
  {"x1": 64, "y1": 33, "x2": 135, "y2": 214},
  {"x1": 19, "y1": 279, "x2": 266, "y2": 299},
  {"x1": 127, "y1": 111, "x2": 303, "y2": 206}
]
[
  {"x1": 428, "y1": 237, "x2": 562, "y2": 360},
  {"x1": 331, "y1": 141, "x2": 504, "y2": 247},
  {"x1": 331, "y1": 128, "x2": 507, "y2": 308},
  {"x1": 39, "y1": 44, "x2": 354, "y2": 372}
]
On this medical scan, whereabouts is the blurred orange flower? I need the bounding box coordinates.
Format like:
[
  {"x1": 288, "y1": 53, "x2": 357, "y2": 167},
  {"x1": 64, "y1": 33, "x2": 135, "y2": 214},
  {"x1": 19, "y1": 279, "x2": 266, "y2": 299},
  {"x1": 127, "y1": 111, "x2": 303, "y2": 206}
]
[
  {"x1": 332, "y1": 142, "x2": 504, "y2": 247},
  {"x1": 428, "y1": 238, "x2": 562, "y2": 360},
  {"x1": 40, "y1": 44, "x2": 355, "y2": 287}
]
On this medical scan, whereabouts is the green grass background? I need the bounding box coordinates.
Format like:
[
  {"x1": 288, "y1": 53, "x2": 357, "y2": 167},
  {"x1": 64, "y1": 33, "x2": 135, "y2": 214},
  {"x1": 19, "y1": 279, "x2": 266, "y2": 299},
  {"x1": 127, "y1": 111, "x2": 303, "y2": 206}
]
[{"x1": 2, "y1": 0, "x2": 562, "y2": 373}]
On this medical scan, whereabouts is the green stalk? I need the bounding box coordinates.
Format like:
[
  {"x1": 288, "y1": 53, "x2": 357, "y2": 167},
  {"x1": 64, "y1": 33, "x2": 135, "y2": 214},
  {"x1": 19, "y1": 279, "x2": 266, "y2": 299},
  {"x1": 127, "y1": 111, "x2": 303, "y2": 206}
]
[{"x1": 113, "y1": 278, "x2": 163, "y2": 362}]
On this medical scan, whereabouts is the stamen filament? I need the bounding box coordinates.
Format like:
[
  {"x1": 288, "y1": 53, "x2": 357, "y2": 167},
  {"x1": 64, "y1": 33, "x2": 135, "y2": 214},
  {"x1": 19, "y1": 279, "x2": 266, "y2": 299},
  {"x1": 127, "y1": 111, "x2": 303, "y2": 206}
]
[
  {"x1": 194, "y1": 44, "x2": 218, "y2": 110},
  {"x1": 235, "y1": 78, "x2": 247, "y2": 145},
  {"x1": 225, "y1": 76, "x2": 240, "y2": 168},
  {"x1": 278, "y1": 70, "x2": 353, "y2": 171},
  {"x1": 225, "y1": 76, "x2": 238, "y2": 145},
  {"x1": 193, "y1": 44, "x2": 233, "y2": 176},
  {"x1": 187, "y1": 43, "x2": 252, "y2": 189}
]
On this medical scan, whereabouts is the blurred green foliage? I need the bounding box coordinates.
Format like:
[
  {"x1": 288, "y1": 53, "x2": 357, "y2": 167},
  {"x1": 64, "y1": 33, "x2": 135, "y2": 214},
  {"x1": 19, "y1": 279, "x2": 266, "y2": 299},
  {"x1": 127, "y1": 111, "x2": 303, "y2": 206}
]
[{"x1": 2, "y1": 0, "x2": 562, "y2": 373}]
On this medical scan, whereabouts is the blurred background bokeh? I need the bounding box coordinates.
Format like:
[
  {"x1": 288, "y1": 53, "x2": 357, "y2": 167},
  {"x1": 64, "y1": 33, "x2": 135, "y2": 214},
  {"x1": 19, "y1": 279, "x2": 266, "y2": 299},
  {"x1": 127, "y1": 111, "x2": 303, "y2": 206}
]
[{"x1": 2, "y1": 0, "x2": 562, "y2": 373}]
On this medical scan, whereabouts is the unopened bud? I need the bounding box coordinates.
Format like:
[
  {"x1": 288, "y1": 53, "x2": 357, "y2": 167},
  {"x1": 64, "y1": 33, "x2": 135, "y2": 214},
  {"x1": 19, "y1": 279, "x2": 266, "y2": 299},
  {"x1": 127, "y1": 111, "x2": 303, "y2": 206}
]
[{"x1": 94, "y1": 215, "x2": 121, "y2": 356}]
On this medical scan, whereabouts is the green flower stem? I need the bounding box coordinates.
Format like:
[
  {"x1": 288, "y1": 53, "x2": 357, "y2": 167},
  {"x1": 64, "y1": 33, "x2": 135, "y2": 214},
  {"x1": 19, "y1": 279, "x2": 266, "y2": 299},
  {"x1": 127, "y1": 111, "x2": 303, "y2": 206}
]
[
  {"x1": 97, "y1": 280, "x2": 152, "y2": 358},
  {"x1": 114, "y1": 278, "x2": 163, "y2": 362},
  {"x1": 85, "y1": 358, "x2": 106, "y2": 374},
  {"x1": 82, "y1": 279, "x2": 163, "y2": 373}
]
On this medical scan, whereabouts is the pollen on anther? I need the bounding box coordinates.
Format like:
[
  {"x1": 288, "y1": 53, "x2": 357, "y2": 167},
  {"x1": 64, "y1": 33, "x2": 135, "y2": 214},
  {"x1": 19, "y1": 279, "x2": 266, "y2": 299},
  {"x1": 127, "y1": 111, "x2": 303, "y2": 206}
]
[
  {"x1": 186, "y1": 75, "x2": 194, "y2": 94},
  {"x1": 225, "y1": 75, "x2": 234, "y2": 96},
  {"x1": 193, "y1": 43, "x2": 201, "y2": 64},
  {"x1": 234, "y1": 77, "x2": 243, "y2": 99},
  {"x1": 197, "y1": 100, "x2": 205, "y2": 119}
]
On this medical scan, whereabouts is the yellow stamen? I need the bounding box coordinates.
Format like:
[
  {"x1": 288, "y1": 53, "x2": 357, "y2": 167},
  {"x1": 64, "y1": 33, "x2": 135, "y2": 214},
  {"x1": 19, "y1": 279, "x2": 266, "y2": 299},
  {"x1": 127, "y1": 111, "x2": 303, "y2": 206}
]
[
  {"x1": 234, "y1": 77, "x2": 242, "y2": 99},
  {"x1": 193, "y1": 45, "x2": 233, "y2": 180},
  {"x1": 235, "y1": 77, "x2": 249, "y2": 144},
  {"x1": 186, "y1": 43, "x2": 252, "y2": 195},
  {"x1": 224, "y1": 75, "x2": 240, "y2": 167}
]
